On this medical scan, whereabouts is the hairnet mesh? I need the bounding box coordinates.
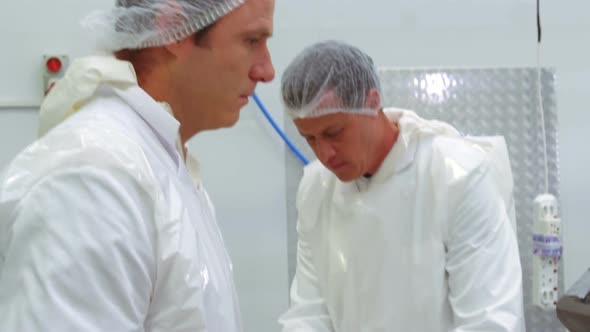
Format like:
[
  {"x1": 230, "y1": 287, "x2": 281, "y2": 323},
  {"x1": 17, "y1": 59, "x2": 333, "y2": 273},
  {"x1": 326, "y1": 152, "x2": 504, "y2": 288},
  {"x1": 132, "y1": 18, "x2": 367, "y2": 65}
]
[
  {"x1": 281, "y1": 40, "x2": 382, "y2": 119},
  {"x1": 81, "y1": 0, "x2": 245, "y2": 51}
]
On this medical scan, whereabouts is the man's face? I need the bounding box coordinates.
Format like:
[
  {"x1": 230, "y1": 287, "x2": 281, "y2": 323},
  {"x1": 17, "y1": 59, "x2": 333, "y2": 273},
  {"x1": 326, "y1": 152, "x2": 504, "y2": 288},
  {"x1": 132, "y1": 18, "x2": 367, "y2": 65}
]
[
  {"x1": 294, "y1": 112, "x2": 379, "y2": 182},
  {"x1": 170, "y1": 0, "x2": 275, "y2": 134}
]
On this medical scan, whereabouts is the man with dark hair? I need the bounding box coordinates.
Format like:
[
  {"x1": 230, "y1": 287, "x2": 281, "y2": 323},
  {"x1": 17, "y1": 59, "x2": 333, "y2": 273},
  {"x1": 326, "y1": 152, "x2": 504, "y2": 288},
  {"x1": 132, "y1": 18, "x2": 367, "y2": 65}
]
[{"x1": 0, "y1": 1, "x2": 275, "y2": 331}]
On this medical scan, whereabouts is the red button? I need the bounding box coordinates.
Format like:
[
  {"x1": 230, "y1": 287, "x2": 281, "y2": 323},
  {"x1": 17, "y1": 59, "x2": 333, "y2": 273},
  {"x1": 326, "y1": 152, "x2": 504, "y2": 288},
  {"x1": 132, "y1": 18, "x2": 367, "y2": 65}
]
[{"x1": 46, "y1": 57, "x2": 62, "y2": 73}]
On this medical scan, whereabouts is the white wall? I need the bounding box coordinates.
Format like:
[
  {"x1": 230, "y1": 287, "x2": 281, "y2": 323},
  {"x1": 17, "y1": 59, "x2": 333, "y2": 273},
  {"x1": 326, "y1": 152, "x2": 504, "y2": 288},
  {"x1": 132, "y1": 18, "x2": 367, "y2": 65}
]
[
  {"x1": 0, "y1": 0, "x2": 111, "y2": 165},
  {"x1": 188, "y1": 104, "x2": 290, "y2": 332},
  {"x1": 1, "y1": 0, "x2": 589, "y2": 331}
]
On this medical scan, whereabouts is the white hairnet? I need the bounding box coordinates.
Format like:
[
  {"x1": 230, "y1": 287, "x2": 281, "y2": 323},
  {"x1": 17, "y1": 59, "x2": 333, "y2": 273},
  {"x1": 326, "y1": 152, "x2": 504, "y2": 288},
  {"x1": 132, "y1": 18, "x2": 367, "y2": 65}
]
[
  {"x1": 281, "y1": 40, "x2": 382, "y2": 119},
  {"x1": 81, "y1": 0, "x2": 245, "y2": 51}
]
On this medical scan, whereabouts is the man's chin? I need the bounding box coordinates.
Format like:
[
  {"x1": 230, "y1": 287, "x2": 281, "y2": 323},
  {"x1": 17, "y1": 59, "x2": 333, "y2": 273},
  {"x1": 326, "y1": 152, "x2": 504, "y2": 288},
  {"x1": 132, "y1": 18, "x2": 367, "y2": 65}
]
[
  {"x1": 333, "y1": 170, "x2": 360, "y2": 183},
  {"x1": 228, "y1": 110, "x2": 242, "y2": 126},
  {"x1": 217, "y1": 111, "x2": 241, "y2": 130}
]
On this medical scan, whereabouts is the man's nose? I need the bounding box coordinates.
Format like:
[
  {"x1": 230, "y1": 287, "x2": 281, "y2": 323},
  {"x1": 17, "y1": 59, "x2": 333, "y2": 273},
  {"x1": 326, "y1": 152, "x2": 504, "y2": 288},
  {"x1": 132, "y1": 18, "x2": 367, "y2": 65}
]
[
  {"x1": 250, "y1": 48, "x2": 275, "y2": 83},
  {"x1": 316, "y1": 139, "x2": 335, "y2": 163}
]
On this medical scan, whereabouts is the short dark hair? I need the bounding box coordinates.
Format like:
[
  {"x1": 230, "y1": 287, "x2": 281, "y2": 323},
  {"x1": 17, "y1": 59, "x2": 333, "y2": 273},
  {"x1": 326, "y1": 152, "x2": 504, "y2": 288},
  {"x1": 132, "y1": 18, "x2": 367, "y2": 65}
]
[{"x1": 193, "y1": 22, "x2": 215, "y2": 46}]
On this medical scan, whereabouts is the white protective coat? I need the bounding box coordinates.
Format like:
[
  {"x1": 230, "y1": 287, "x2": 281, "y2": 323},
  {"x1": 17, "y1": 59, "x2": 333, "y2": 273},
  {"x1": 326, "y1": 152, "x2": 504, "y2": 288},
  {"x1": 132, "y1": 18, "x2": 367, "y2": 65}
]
[
  {"x1": 280, "y1": 109, "x2": 525, "y2": 332},
  {"x1": 0, "y1": 56, "x2": 242, "y2": 331}
]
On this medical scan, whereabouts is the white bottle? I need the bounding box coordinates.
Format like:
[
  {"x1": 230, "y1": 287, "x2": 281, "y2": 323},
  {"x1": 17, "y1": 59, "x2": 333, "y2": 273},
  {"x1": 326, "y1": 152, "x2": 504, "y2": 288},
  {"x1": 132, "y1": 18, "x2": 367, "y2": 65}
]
[{"x1": 532, "y1": 194, "x2": 562, "y2": 309}]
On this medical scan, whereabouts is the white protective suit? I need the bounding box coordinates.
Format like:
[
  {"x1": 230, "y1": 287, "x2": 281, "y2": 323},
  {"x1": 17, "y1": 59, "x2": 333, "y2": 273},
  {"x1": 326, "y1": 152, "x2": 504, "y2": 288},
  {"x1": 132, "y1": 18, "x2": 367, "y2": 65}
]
[
  {"x1": 280, "y1": 109, "x2": 525, "y2": 332},
  {"x1": 0, "y1": 56, "x2": 242, "y2": 331}
]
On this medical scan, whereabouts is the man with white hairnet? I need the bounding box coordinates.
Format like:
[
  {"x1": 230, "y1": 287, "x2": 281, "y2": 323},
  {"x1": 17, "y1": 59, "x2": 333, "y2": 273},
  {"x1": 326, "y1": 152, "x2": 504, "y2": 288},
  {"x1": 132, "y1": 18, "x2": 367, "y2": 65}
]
[
  {"x1": 278, "y1": 40, "x2": 525, "y2": 331},
  {"x1": 0, "y1": 0, "x2": 274, "y2": 330}
]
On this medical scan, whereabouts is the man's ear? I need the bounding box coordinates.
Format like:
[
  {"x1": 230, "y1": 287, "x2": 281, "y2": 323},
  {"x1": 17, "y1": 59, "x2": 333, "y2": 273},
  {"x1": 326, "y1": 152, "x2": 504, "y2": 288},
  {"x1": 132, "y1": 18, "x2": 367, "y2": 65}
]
[{"x1": 365, "y1": 88, "x2": 381, "y2": 110}]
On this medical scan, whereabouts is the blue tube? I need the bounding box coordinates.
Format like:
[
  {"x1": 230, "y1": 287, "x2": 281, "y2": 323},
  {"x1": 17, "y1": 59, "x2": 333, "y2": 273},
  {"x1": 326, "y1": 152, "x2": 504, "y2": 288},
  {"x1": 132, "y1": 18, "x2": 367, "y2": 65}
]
[{"x1": 252, "y1": 92, "x2": 309, "y2": 165}]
